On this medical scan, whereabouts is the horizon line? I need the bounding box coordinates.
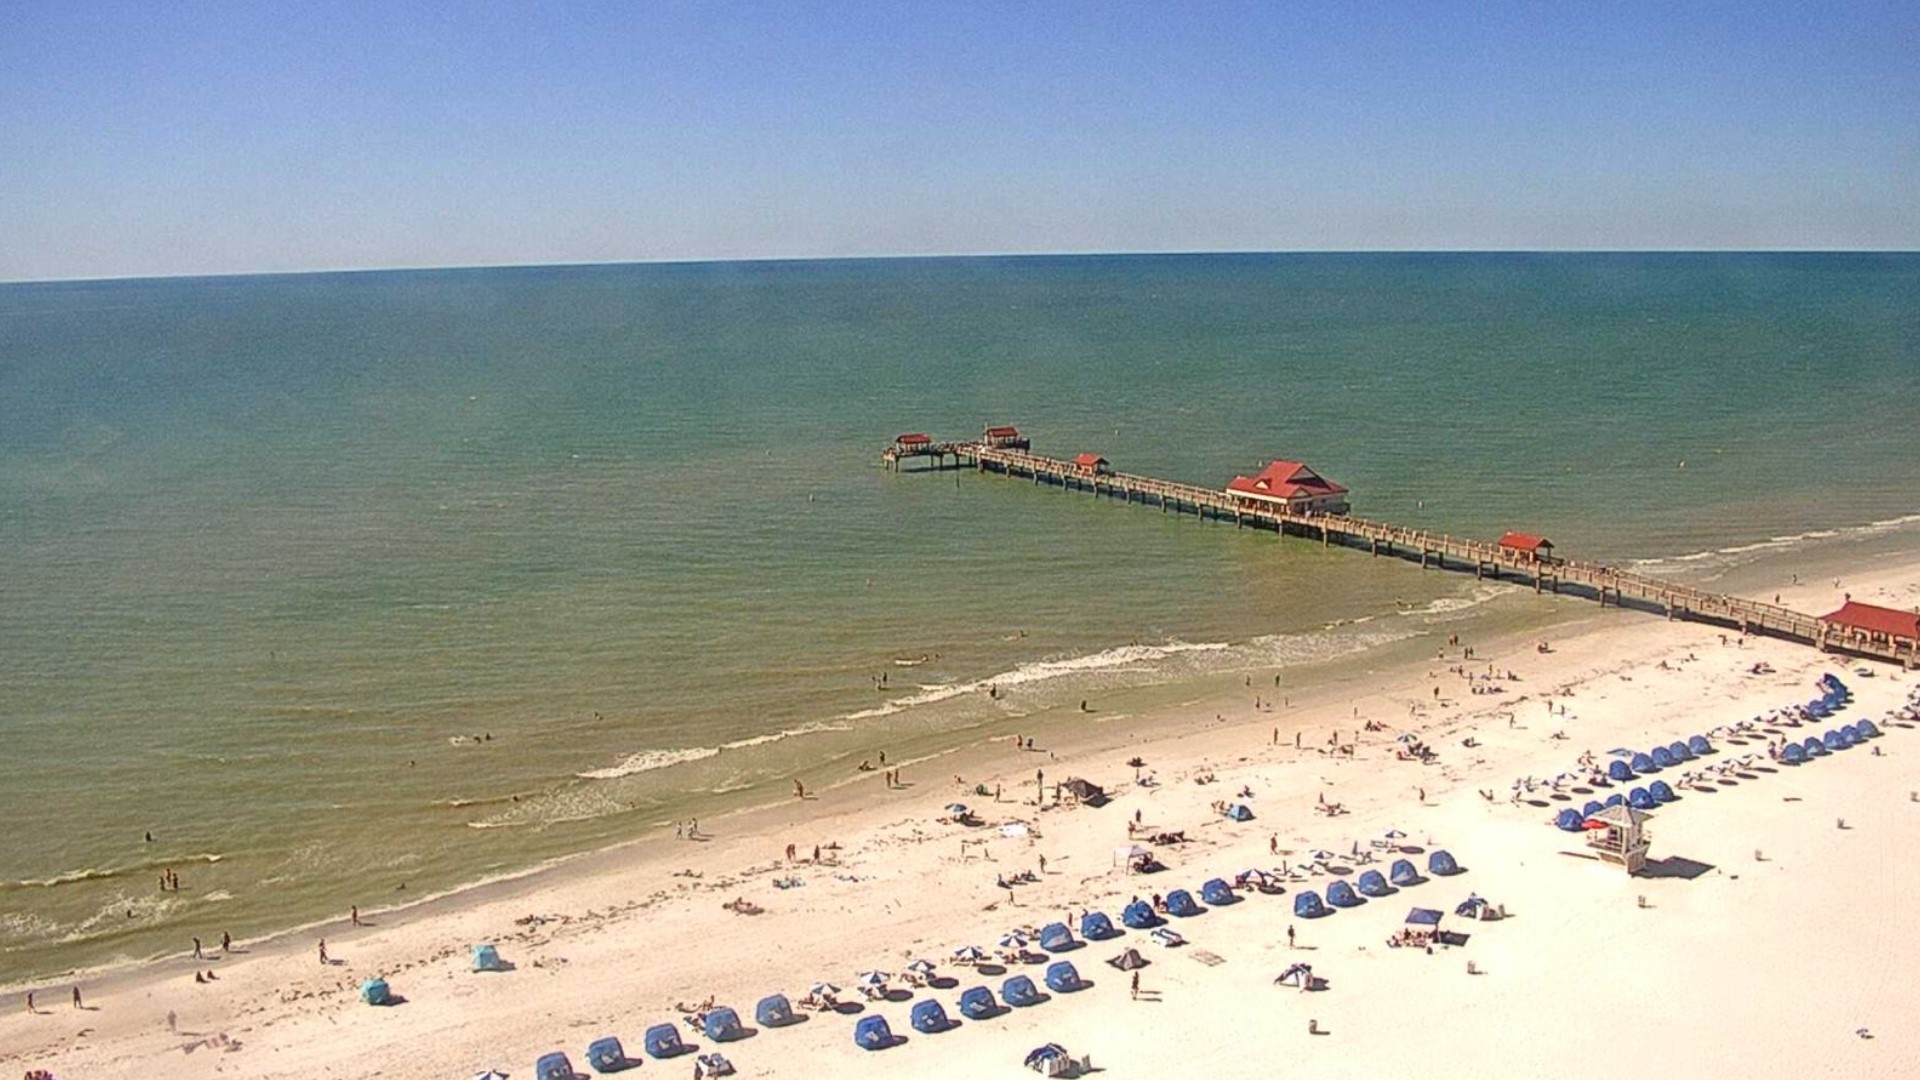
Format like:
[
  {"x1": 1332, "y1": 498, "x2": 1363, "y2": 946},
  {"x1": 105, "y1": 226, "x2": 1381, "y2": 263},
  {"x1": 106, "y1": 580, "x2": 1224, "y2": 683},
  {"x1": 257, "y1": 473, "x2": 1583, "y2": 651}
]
[{"x1": 6, "y1": 246, "x2": 1917, "y2": 287}]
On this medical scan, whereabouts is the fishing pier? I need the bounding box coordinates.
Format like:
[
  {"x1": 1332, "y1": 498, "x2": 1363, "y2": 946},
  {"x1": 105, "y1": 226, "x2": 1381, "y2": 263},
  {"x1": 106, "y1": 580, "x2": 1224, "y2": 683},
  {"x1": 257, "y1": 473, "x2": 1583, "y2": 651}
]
[{"x1": 883, "y1": 429, "x2": 1918, "y2": 668}]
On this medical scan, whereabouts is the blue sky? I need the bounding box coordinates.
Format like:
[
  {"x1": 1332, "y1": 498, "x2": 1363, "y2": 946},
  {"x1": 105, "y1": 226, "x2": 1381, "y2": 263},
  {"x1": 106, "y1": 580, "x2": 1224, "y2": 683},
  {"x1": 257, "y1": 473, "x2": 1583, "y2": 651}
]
[{"x1": 2, "y1": 1, "x2": 1915, "y2": 280}]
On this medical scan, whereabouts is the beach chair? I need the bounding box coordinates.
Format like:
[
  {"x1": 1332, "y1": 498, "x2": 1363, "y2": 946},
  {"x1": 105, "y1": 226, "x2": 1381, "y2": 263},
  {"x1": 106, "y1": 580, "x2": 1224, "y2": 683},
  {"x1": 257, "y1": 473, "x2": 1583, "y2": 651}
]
[{"x1": 1149, "y1": 926, "x2": 1186, "y2": 947}]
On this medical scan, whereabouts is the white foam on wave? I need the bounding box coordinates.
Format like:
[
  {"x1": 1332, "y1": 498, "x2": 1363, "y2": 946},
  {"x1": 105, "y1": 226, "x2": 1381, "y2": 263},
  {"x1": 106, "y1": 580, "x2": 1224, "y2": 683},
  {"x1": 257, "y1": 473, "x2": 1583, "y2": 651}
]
[
  {"x1": 575, "y1": 747, "x2": 721, "y2": 780},
  {"x1": 843, "y1": 640, "x2": 1232, "y2": 721},
  {"x1": 1632, "y1": 513, "x2": 1920, "y2": 573}
]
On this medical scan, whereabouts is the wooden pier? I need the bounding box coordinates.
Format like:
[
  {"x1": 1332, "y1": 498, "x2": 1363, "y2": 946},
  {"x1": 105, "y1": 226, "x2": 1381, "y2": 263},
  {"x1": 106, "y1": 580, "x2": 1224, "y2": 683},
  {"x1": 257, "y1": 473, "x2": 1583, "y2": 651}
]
[{"x1": 884, "y1": 436, "x2": 1917, "y2": 668}]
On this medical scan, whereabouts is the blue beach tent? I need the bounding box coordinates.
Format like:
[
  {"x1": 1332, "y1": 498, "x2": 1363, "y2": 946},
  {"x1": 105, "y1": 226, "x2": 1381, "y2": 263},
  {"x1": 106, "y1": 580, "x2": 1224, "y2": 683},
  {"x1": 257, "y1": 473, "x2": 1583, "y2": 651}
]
[
  {"x1": 1583, "y1": 800, "x2": 1605, "y2": 818},
  {"x1": 1044, "y1": 961, "x2": 1084, "y2": 993},
  {"x1": 359, "y1": 978, "x2": 392, "y2": 1005},
  {"x1": 1389, "y1": 858, "x2": 1422, "y2": 887},
  {"x1": 1628, "y1": 787, "x2": 1656, "y2": 810},
  {"x1": 1121, "y1": 900, "x2": 1159, "y2": 929},
  {"x1": 644, "y1": 1023, "x2": 687, "y2": 1059},
  {"x1": 584, "y1": 1037, "x2": 627, "y2": 1074},
  {"x1": 1630, "y1": 752, "x2": 1657, "y2": 773},
  {"x1": 704, "y1": 1006, "x2": 744, "y2": 1042},
  {"x1": 1858, "y1": 719, "x2": 1881, "y2": 738},
  {"x1": 1428, "y1": 850, "x2": 1462, "y2": 876},
  {"x1": 1803, "y1": 736, "x2": 1827, "y2": 757},
  {"x1": 1165, "y1": 889, "x2": 1201, "y2": 917},
  {"x1": 957, "y1": 986, "x2": 998, "y2": 1020},
  {"x1": 1688, "y1": 734, "x2": 1712, "y2": 756},
  {"x1": 853, "y1": 1015, "x2": 895, "y2": 1050},
  {"x1": 1200, "y1": 878, "x2": 1236, "y2": 905},
  {"x1": 1225, "y1": 803, "x2": 1255, "y2": 821},
  {"x1": 1555, "y1": 808, "x2": 1583, "y2": 831},
  {"x1": 910, "y1": 999, "x2": 951, "y2": 1034},
  {"x1": 1356, "y1": 869, "x2": 1393, "y2": 896},
  {"x1": 1607, "y1": 759, "x2": 1634, "y2": 783},
  {"x1": 1782, "y1": 742, "x2": 1808, "y2": 764},
  {"x1": 536, "y1": 1051, "x2": 578, "y2": 1080},
  {"x1": 471, "y1": 943, "x2": 503, "y2": 972},
  {"x1": 1293, "y1": 890, "x2": 1330, "y2": 918},
  {"x1": 1326, "y1": 879, "x2": 1364, "y2": 907},
  {"x1": 1080, "y1": 911, "x2": 1118, "y2": 940},
  {"x1": 1650, "y1": 746, "x2": 1675, "y2": 769},
  {"x1": 1649, "y1": 780, "x2": 1676, "y2": 803},
  {"x1": 1668, "y1": 741, "x2": 1691, "y2": 761},
  {"x1": 1002, "y1": 975, "x2": 1043, "y2": 1007},
  {"x1": 755, "y1": 994, "x2": 797, "y2": 1028},
  {"x1": 1806, "y1": 699, "x2": 1832, "y2": 719},
  {"x1": 1038, "y1": 922, "x2": 1076, "y2": 952},
  {"x1": 1823, "y1": 729, "x2": 1848, "y2": 751}
]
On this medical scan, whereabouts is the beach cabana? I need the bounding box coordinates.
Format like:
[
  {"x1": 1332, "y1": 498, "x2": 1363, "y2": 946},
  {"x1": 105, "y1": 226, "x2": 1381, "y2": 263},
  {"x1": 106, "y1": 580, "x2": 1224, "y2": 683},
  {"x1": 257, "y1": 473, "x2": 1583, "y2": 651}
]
[
  {"x1": 644, "y1": 1023, "x2": 688, "y2": 1059},
  {"x1": 910, "y1": 999, "x2": 952, "y2": 1034},
  {"x1": 1002, "y1": 975, "x2": 1043, "y2": 1007},
  {"x1": 1428, "y1": 850, "x2": 1462, "y2": 876},
  {"x1": 536, "y1": 1052, "x2": 578, "y2": 1080},
  {"x1": 1666, "y1": 740, "x2": 1691, "y2": 761},
  {"x1": 1782, "y1": 742, "x2": 1808, "y2": 765},
  {"x1": 957, "y1": 986, "x2": 999, "y2": 1020},
  {"x1": 584, "y1": 1037, "x2": 628, "y2": 1074},
  {"x1": 1293, "y1": 889, "x2": 1330, "y2": 919},
  {"x1": 1044, "y1": 961, "x2": 1085, "y2": 993},
  {"x1": 703, "y1": 1006, "x2": 744, "y2": 1042},
  {"x1": 1079, "y1": 911, "x2": 1118, "y2": 940},
  {"x1": 1630, "y1": 752, "x2": 1657, "y2": 773},
  {"x1": 1823, "y1": 728, "x2": 1848, "y2": 751},
  {"x1": 1628, "y1": 787, "x2": 1656, "y2": 810},
  {"x1": 1858, "y1": 719, "x2": 1881, "y2": 738},
  {"x1": 1108, "y1": 948, "x2": 1148, "y2": 970},
  {"x1": 1164, "y1": 889, "x2": 1202, "y2": 917},
  {"x1": 1555, "y1": 808, "x2": 1584, "y2": 831},
  {"x1": 1357, "y1": 868, "x2": 1393, "y2": 896},
  {"x1": 1121, "y1": 900, "x2": 1160, "y2": 929},
  {"x1": 1649, "y1": 780, "x2": 1676, "y2": 803},
  {"x1": 1688, "y1": 734, "x2": 1712, "y2": 756},
  {"x1": 1650, "y1": 746, "x2": 1676, "y2": 769},
  {"x1": 1802, "y1": 736, "x2": 1827, "y2": 757},
  {"x1": 1326, "y1": 879, "x2": 1364, "y2": 907},
  {"x1": 1607, "y1": 759, "x2": 1634, "y2": 783},
  {"x1": 1200, "y1": 878, "x2": 1236, "y2": 905},
  {"x1": 471, "y1": 943, "x2": 504, "y2": 972},
  {"x1": 1224, "y1": 803, "x2": 1255, "y2": 821},
  {"x1": 853, "y1": 1015, "x2": 896, "y2": 1050},
  {"x1": 1582, "y1": 799, "x2": 1605, "y2": 818},
  {"x1": 755, "y1": 994, "x2": 797, "y2": 1028},
  {"x1": 1390, "y1": 858, "x2": 1422, "y2": 887},
  {"x1": 1604, "y1": 793, "x2": 1626, "y2": 808},
  {"x1": 1038, "y1": 922, "x2": 1077, "y2": 952},
  {"x1": 359, "y1": 978, "x2": 392, "y2": 1006}
]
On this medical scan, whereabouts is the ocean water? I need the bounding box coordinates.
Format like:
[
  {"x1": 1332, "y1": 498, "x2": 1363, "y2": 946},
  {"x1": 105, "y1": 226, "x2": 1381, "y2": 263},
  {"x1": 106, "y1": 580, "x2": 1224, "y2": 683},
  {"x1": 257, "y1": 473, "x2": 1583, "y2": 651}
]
[{"x1": 2, "y1": 253, "x2": 1917, "y2": 980}]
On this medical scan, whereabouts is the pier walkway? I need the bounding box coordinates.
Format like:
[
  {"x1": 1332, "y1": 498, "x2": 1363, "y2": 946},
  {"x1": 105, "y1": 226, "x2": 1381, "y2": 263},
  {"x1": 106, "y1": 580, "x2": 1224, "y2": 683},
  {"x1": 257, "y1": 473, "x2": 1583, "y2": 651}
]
[{"x1": 884, "y1": 438, "x2": 1913, "y2": 667}]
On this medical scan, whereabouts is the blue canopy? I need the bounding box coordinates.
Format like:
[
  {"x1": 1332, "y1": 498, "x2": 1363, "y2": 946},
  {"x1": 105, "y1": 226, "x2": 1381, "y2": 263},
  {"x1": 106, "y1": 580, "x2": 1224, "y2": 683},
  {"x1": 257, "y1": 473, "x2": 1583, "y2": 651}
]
[
  {"x1": 1803, "y1": 736, "x2": 1827, "y2": 757},
  {"x1": 1582, "y1": 799, "x2": 1605, "y2": 817},
  {"x1": 1608, "y1": 759, "x2": 1634, "y2": 782},
  {"x1": 704, "y1": 1006, "x2": 743, "y2": 1042},
  {"x1": 1044, "y1": 961, "x2": 1084, "y2": 992},
  {"x1": 1164, "y1": 889, "x2": 1201, "y2": 917},
  {"x1": 1858, "y1": 719, "x2": 1881, "y2": 738},
  {"x1": 644, "y1": 1023, "x2": 686, "y2": 1059},
  {"x1": 1121, "y1": 900, "x2": 1160, "y2": 929},
  {"x1": 1225, "y1": 803, "x2": 1255, "y2": 821},
  {"x1": 1782, "y1": 742, "x2": 1808, "y2": 764},
  {"x1": 1630, "y1": 752, "x2": 1656, "y2": 773},
  {"x1": 1604, "y1": 793, "x2": 1625, "y2": 807},
  {"x1": 1687, "y1": 734, "x2": 1712, "y2": 756},
  {"x1": 1555, "y1": 808, "x2": 1584, "y2": 831},
  {"x1": 1667, "y1": 741, "x2": 1691, "y2": 761},
  {"x1": 1823, "y1": 728, "x2": 1847, "y2": 750},
  {"x1": 1406, "y1": 907, "x2": 1443, "y2": 926},
  {"x1": 853, "y1": 1015, "x2": 894, "y2": 1050},
  {"x1": 1326, "y1": 879, "x2": 1363, "y2": 907},
  {"x1": 359, "y1": 978, "x2": 391, "y2": 1005},
  {"x1": 1080, "y1": 911, "x2": 1118, "y2": 940},
  {"x1": 1356, "y1": 868, "x2": 1392, "y2": 896},
  {"x1": 1427, "y1": 850, "x2": 1461, "y2": 876},
  {"x1": 1038, "y1": 922, "x2": 1076, "y2": 951},
  {"x1": 537, "y1": 1051, "x2": 578, "y2": 1080},
  {"x1": 471, "y1": 943, "x2": 503, "y2": 972},
  {"x1": 1628, "y1": 787, "x2": 1656, "y2": 810},
  {"x1": 910, "y1": 999, "x2": 951, "y2": 1034},
  {"x1": 957, "y1": 986, "x2": 997, "y2": 1019},
  {"x1": 1649, "y1": 780, "x2": 1676, "y2": 803},
  {"x1": 1649, "y1": 746, "x2": 1675, "y2": 769},
  {"x1": 584, "y1": 1037, "x2": 626, "y2": 1073},
  {"x1": 1200, "y1": 878, "x2": 1235, "y2": 905},
  {"x1": 1293, "y1": 889, "x2": 1329, "y2": 918},
  {"x1": 1002, "y1": 975, "x2": 1042, "y2": 1007},
  {"x1": 1389, "y1": 858, "x2": 1421, "y2": 887},
  {"x1": 755, "y1": 994, "x2": 796, "y2": 1028}
]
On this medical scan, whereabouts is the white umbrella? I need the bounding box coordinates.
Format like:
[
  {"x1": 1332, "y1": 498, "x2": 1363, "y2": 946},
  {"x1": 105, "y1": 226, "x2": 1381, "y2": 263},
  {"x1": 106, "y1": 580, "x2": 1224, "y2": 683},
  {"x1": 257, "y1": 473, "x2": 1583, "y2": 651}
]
[
  {"x1": 946, "y1": 803, "x2": 970, "y2": 815},
  {"x1": 907, "y1": 958, "x2": 937, "y2": 974},
  {"x1": 857, "y1": 970, "x2": 890, "y2": 985},
  {"x1": 999, "y1": 931, "x2": 1029, "y2": 948},
  {"x1": 809, "y1": 981, "x2": 841, "y2": 997},
  {"x1": 1396, "y1": 733, "x2": 1418, "y2": 744},
  {"x1": 1307, "y1": 849, "x2": 1335, "y2": 862},
  {"x1": 1381, "y1": 829, "x2": 1407, "y2": 840},
  {"x1": 952, "y1": 945, "x2": 987, "y2": 961}
]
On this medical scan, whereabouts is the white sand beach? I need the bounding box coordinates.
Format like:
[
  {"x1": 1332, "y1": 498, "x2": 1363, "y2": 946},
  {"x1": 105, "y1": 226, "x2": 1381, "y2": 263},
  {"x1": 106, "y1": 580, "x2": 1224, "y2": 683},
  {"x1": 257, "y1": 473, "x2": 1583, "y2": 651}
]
[{"x1": 6, "y1": 561, "x2": 1920, "y2": 1080}]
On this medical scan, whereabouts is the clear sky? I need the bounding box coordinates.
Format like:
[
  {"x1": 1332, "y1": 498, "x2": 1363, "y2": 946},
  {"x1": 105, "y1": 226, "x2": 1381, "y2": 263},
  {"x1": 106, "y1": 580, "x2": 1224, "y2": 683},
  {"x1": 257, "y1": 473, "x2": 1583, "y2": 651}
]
[{"x1": 3, "y1": 1, "x2": 1916, "y2": 280}]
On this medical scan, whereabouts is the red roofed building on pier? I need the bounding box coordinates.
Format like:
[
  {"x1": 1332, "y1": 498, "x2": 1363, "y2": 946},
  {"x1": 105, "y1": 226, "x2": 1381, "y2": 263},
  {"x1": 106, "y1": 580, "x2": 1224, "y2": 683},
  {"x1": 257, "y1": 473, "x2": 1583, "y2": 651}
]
[
  {"x1": 982, "y1": 425, "x2": 1029, "y2": 450},
  {"x1": 1225, "y1": 460, "x2": 1349, "y2": 515},
  {"x1": 1497, "y1": 532, "x2": 1557, "y2": 563},
  {"x1": 1072, "y1": 453, "x2": 1112, "y2": 476},
  {"x1": 1819, "y1": 601, "x2": 1920, "y2": 653}
]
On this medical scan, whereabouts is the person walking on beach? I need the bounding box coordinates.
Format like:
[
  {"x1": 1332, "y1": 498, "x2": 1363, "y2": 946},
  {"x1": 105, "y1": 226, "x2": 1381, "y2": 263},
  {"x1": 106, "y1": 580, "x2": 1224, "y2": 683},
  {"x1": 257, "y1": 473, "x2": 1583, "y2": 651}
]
[
  {"x1": 221, "y1": 931, "x2": 231, "y2": 953},
  {"x1": 793, "y1": 779, "x2": 806, "y2": 799},
  {"x1": 24, "y1": 991, "x2": 34, "y2": 1014},
  {"x1": 350, "y1": 905, "x2": 361, "y2": 927},
  {"x1": 71, "y1": 986, "x2": 81, "y2": 1009},
  {"x1": 1270, "y1": 835, "x2": 1279, "y2": 856},
  {"x1": 192, "y1": 936, "x2": 203, "y2": 960},
  {"x1": 317, "y1": 939, "x2": 328, "y2": 965},
  {"x1": 1130, "y1": 970, "x2": 1140, "y2": 999},
  {"x1": 1287, "y1": 925, "x2": 1296, "y2": 949}
]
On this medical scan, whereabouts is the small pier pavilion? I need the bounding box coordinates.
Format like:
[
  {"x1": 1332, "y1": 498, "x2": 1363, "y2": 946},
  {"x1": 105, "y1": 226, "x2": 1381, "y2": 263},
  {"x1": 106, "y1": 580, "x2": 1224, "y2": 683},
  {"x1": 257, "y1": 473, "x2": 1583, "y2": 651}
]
[{"x1": 882, "y1": 428, "x2": 1917, "y2": 668}]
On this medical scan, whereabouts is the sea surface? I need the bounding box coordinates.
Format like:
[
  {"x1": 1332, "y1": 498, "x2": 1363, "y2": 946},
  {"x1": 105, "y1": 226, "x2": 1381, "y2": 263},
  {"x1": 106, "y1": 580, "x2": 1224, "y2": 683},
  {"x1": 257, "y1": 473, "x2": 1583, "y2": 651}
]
[{"x1": 3, "y1": 253, "x2": 1917, "y2": 980}]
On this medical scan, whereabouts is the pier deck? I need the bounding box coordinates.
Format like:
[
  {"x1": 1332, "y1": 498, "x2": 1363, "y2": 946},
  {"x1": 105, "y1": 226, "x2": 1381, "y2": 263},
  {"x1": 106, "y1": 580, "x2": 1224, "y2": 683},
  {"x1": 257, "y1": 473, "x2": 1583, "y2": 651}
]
[{"x1": 885, "y1": 439, "x2": 1914, "y2": 668}]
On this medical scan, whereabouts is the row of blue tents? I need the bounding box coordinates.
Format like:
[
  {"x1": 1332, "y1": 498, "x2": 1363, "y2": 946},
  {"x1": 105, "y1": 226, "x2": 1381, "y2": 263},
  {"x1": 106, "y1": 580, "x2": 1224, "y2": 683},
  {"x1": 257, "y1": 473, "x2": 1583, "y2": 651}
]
[
  {"x1": 1779, "y1": 719, "x2": 1880, "y2": 763},
  {"x1": 856, "y1": 963, "x2": 1091, "y2": 1050},
  {"x1": 1605, "y1": 736, "x2": 1714, "y2": 782},
  {"x1": 536, "y1": 995, "x2": 810, "y2": 1076},
  {"x1": 1293, "y1": 852, "x2": 1461, "y2": 918}
]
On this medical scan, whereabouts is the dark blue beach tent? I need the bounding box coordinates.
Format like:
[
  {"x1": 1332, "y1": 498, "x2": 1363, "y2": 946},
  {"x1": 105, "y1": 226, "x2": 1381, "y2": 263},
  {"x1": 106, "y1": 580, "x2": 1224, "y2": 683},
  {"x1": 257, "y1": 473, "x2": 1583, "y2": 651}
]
[
  {"x1": 756, "y1": 994, "x2": 797, "y2": 1028},
  {"x1": 1650, "y1": 746, "x2": 1675, "y2": 769},
  {"x1": 1555, "y1": 808, "x2": 1583, "y2": 831},
  {"x1": 910, "y1": 999, "x2": 952, "y2": 1033},
  {"x1": 1604, "y1": 793, "x2": 1625, "y2": 808},
  {"x1": 584, "y1": 1037, "x2": 627, "y2": 1073},
  {"x1": 1044, "y1": 961, "x2": 1084, "y2": 992},
  {"x1": 1080, "y1": 910, "x2": 1117, "y2": 940},
  {"x1": 1649, "y1": 780, "x2": 1676, "y2": 803},
  {"x1": 1823, "y1": 728, "x2": 1847, "y2": 751},
  {"x1": 359, "y1": 978, "x2": 392, "y2": 1005},
  {"x1": 1164, "y1": 889, "x2": 1201, "y2": 917},
  {"x1": 1038, "y1": 921, "x2": 1076, "y2": 952},
  {"x1": 1688, "y1": 734, "x2": 1712, "y2": 756},
  {"x1": 1428, "y1": 850, "x2": 1461, "y2": 876},
  {"x1": 644, "y1": 1023, "x2": 687, "y2": 1059},
  {"x1": 1781, "y1": 742, "x2": 1808, "y2": 764},
  {"x1": 1200, "y1": 878, "x2": 1236, "y2": 905},
  {"x1": 1121, "y1": 900, "x2": 1159, "y2": 929},
  {"x1": 1389, "y1": 858, "x2": 1422, "y2": 887},
  {"x1": 1628, "y1": 787, "x2": 1656, "y2": 810},
  {"x1": 1326, "y1": 879, "x2": 1363, "y2": 907},
  {"x1": 1357, "y1": 869, "x2": 1393, "y2": 896},
  {"x1": 1293, "y1": 889, "x2": 1330, "y2": 918},
  {"x1": 1225, "y1": 803, "x2": 1255, "y2": 821},
  {"x1": 1583, "y1": 800, "x2": 1605, "y2": 817},
  {"x1": 1668, "y1": 741, "x2": 1692, "y2": 761},
  {"x1": 1803, "y1": 736, "x2": 1827, "y2": 757},
  {"x1": 1858, "y1": 719, "x2": 1881, "y2": 738},
  {"x1": 1002, "y1": 975, "x2": 1043, "y2": 1007},
  {"x1": 1608, "y1": 759, "x2": 1634, "y2": 783},
  {"x1": 1630, "y1": 752, "x2": 1657, "y2": 773},
  {"x1": 853, "y1": 1014, "x2": 895, "y2": 1050},
  {"x1": 536, "y1": 1052, "x2": 577, "y2": 1080},
  {"x1": 704, "y1": 1006, "x2": 744, "y2": 1042},
  {"x1": 957, "y1": 986, "x2": 998, "y2": 1019}
]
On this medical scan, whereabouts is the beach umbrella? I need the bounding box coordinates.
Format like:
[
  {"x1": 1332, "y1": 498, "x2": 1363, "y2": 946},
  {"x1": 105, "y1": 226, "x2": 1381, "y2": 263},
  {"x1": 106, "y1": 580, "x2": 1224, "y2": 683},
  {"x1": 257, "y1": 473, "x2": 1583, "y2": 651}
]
[
  {"x1": 1396, "y1": 733, "x2": 1418, "y2": 744},
  {"x1": 907, "y1": 959, "x2": 937, "y2": 975},
  {"x1": 809, "y1": 982, "x2": 842, "y2": 997},
  {"x1": 1381, "y1": 829, "x2": 1407, "y2": 840},
  {"x1": 1307, "y1": 849, "x2": 1336, "y2": 863},
  {"x1": 946, "y1": 803, "x2": 970, "y2": 815},
  {"x1": 857, "y1": 970, "x2": 891, "y2": 986},
  {"x1": 1000, "y1": 932, "x2": 1030, "y2": 949},
  {"x1": 952, "y1": 945, "x2": 987, "y2": 962},
  {"x1": 475, "y1": 1072, "x2": 509, "y2": 1080}
]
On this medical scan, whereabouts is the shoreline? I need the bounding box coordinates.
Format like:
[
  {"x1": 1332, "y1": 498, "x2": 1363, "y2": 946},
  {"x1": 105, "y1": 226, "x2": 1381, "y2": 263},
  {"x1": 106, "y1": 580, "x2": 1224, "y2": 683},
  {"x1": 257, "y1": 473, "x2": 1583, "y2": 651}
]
[{"x1": 5, "y1": 544, "x2": 1918, "y2": 1077}]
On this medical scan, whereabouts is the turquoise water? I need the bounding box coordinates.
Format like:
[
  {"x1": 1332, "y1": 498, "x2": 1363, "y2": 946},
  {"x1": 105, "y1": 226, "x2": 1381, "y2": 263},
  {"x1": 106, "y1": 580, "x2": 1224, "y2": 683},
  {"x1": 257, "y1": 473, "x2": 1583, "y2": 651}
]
[{"x1": 2, "y1": 253, "x2": 1917, "y2": 979}]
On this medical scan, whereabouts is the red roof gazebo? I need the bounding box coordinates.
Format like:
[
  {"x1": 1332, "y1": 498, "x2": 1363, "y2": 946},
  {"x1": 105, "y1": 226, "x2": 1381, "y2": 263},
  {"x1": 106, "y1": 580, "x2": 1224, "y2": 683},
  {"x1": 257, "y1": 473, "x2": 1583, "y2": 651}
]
[
  {"x1": 1819, "y1": 601, "x2": 1920, "y2": 646},
  {"x1": 1224, "y1": 460, "x2": 1349, "y2": 514},
  {"x1": 1497, "y1": 532, "x2": 1556, "y2": 561}
]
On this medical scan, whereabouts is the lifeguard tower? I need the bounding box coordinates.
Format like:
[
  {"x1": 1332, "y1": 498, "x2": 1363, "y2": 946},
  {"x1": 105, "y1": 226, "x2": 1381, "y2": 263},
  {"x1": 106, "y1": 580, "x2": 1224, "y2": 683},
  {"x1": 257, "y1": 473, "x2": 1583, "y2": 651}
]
[{"x1": 1586, "y1": 804, "x2": 1651, "y2": 874}]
